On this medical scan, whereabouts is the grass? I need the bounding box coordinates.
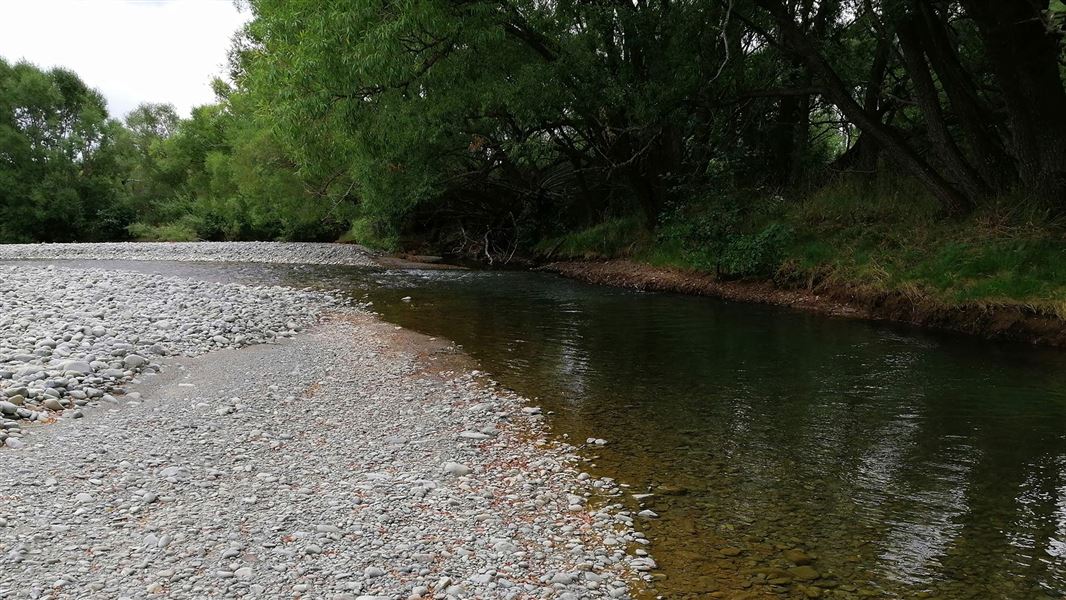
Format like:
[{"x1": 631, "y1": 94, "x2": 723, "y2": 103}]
[
  {"x1": 538, "y1": 179, "x2": 1066, "y2": 318},
  {"x1": 787, "y1": 181, "x2": 1066, "y2": 315},
  {"x1": 127, "y1": 220, "x2": 200, "y2": 242},
  {"x1": 338, "y1": 217, "x2": 399, "y2": 251},
  {"x1": 535, "y1": 215, "x2": 647, "y2": 259}
]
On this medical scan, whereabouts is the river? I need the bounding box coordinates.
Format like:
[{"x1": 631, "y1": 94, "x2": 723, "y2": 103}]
[{"x1": 14, "y1": 259, "x2": 1066, "y2": 599}]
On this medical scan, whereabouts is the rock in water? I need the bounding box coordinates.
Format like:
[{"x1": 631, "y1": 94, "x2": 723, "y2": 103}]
[
  {"x1": 789, "y1": 566, "x2": 821, "y2": 581},
  {"x1": 785, "y1": 548, "x2": 814, "y2": 565}
]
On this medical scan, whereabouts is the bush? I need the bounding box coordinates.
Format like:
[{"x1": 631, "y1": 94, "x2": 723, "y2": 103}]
[
  {"x1": 126, "y1": 219, "x2": 200, "y2": 242},
  {"x1": 340, "y1": 217, "x2": 398, "y2": 250},
  {"x1": 720, "y1": 222, "x2": 793, "y2": 278},
  {"x1": 534, "y1": 216, "x2": 645, "y2": 258},
  {"x1": 653, "y1": 194, "x2": 792, "y2": 278}
]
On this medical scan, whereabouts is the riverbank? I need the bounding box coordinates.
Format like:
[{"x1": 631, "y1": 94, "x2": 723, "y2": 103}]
[
  {"x1": 0, "y1": 241, "x2": 377, "y2": 266},
  {"x1": 0, "y1": 257, "x2": 651, "y2": 598},
  {"x1": 544, "y1": 259, "x2": 1066, "y2": 346},
  {"x1": 526, "y1": 181, "x2": 1066, "y2": 347}
]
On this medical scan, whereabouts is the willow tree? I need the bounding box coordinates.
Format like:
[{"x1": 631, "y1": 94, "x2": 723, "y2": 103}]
[
  {"x1": 238, "y1": 0, "x2": 743, "y2": 250},
  {"x1": 747, "y1": 0, "x2": 1066, "y2": 213},
  {"x1": 0, "y1": 58, "x2": 129, "y2": 242}
]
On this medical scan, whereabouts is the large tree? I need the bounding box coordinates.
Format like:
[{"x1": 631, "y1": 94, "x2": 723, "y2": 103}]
[
  {"x1": 238, "y1": 0, "x2": 744, "y2": 249},
  {"x1": 0, "y1": 58, "x2": 130, "y2": 242},
  {"x1": 747, "y1": 0, "x2": 1066, "y2": 213}
]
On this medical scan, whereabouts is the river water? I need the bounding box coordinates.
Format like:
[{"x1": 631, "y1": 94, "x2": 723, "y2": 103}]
[{"x1": 13, "y1": 260, "x2": 1066, "y2": 599}]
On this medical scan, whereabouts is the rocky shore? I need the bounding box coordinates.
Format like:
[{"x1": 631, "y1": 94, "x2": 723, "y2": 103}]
[
  {"x1": 0, "y1": 249, "x2": 651, "y2": 599},
  {"x1": 0, "y1": 241, "x2": 377, "y2": 267},
  {"x1": 0, "y1": 264, "x2": 338, "y2": 438}
]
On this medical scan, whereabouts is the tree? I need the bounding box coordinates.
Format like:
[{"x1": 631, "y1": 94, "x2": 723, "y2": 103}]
[
  {"x1": 0, "y1": 58, "x2": 130, "y2": 242},
  {"x1": 238, "y1": 0, "x2": 743, "y2": 252},
  {"x1": 125, "y1": 102, "x2": 179, "y2": 148},
  {"x1": 746, "y1": 0, "x2": 1066, "y2": 213}
]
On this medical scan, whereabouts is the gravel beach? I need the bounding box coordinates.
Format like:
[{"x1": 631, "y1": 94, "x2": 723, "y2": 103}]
[
  {"x1": 0, "y1": 246, "x2": 652, "y2": 599},
  {"x1": 0, "y1": 242, "x2": 377, "y2": 267}
]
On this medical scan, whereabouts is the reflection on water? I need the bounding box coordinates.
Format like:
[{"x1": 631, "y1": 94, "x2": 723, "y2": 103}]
[
  {"x1": 10, "y1": 260, "x2": 1066, "y2": 598},
  {"x1": 354, "y1": 269, "x2": 1066, "y2": 599}
]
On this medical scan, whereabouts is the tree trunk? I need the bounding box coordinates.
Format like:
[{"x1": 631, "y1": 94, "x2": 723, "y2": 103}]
[
  {"x1": 754, "y1": 0, "x2": 973, "y2": 214},
  {"x1": 897, "y1": 17, "x2": 989, "y2": 200},
  {"x1": 788, "y1": 88, "x2": 812, "y2": 186},
  {"x1": 771, "y1": 87, "x2": 801, "y2": 185},
  {"x1": 914, "y1": 0, "x2": 1012, "y2": 191},
  {"x1": 831, "y1": 28, "x2": 894, "y2": 178},
  {"x1": 961, "y1": 0, "x2": 1066, "y2": 206}
]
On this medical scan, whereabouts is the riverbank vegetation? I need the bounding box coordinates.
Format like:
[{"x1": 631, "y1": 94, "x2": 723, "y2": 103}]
[
  {"x1": 0, "y1": 58, "x2": 353, "y2": 244},
  {"x1": 2, "y1": 1, "x2": 1066, "y2": 312}
]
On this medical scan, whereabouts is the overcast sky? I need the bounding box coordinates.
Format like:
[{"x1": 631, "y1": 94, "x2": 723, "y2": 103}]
[{"x1": 0, "y1": 0, "x2": 250, "y2": 119}]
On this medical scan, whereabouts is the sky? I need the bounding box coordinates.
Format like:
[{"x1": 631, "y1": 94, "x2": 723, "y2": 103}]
[{"x1": 0, "y1": 0, "x2": 250, "y2": 119}]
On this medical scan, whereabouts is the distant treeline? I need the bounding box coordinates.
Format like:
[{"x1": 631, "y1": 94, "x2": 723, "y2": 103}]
[
  {"x1": 0, "y1": 58, "x2": 349, "y2": 244},
  {"x1": 2, "y1": 1, "x2": 1065, "y2": 262}
]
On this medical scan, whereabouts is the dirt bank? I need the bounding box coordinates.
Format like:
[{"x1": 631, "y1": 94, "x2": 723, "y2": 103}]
[{"x1": 543, "y1": 260, "x2": 1066, "y2": 347}]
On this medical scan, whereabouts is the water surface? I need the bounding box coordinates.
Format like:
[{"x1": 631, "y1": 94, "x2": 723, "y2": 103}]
[
  {"x1": 11, "y1": 260, "x2": 1066, "y2": 599},
  {"x1": 357, "y1": 269, "x2": 1066, "y2": 600}
]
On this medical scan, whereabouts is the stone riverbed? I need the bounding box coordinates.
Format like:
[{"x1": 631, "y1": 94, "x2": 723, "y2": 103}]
[{"x1": 0, "y1": 243, "x2": 653, "y2": 599}]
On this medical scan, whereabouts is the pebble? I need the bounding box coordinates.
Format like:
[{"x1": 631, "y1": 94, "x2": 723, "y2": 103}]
[
  {"x1": 0, "y1": 243, "x2": 648, "y2": 599},
  {"x1": 0, "y1": 262, "x2": 342, "y2": 425},
  {"x1": 0, "y1": 241, "x2": 376, "y2": 266},
  {"x1": 441, "y1": 462, "x2": 471, "y2": 476}
]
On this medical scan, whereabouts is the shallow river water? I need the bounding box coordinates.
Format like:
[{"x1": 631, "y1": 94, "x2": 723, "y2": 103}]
[{"x1": 13, "y1": 260, "x2": 1066, "y2": 599}]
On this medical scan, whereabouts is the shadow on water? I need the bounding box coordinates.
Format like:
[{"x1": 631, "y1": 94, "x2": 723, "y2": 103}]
[
  {"x1": 352, "y1": 269, "x2": 1066, "y2": 600},
  {"x1": 12, "y1": 260, "x2": 1066, "y2": 599}
]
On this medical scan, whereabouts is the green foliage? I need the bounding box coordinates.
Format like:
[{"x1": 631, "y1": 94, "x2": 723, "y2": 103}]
[
  {"x1": 0, "y1": 50, "x2": 358, "y2": 245},
  {"x1": 534, "y1": 216, "x2": 645, "y2": 259},
  {"x1": 786, "y1": 209, "x2": 1066, "y2": 315},
  {"x1": 555, "y1": 184, "x2": 1066, "y2": 316},
  {"x1": 720, "y1": 223, "x2": 794, "y2": 278},
  {"x1": 237, "y1": 0, "x2": 743, "y2": 250},
  {"x1": 127, "y1": 219, "x2": 200, "y2": 242},
  {"x1": 3, "y1": 0, "x2": 1066, "y2": 320},
  {"x1": 794, "y1": 177, "x2": 940, "y2": 229},
  {"x1": 339, "y1": 217, "x2": 399, "y2": 251},
  {"x1": 651, "y1": 193, "x2": 792, "y2": 278},
  {"x1": 117, "y1": 90, "x2": 354, "y2": 242},
  {"x1": 0, "y1": 58, "x2": 130, "y2": 242}
]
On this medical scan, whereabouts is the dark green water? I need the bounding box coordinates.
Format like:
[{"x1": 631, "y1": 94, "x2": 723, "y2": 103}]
[
  {"x1": 355, "y1": 269, "x2": 1066, "y2": 600},
  {"x1": 13, "y1": 261, "x2": 1066, "y2": 599}
]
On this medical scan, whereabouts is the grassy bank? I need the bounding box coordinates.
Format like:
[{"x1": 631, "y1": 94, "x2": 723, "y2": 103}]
[{"x1": 537, "y1": 181, "x2": 1066, "y2": 320}]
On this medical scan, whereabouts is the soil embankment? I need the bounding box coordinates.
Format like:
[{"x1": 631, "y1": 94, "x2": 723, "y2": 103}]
[{"x1": 544, "y1": 259, "x2": 1066, "y2": 346}]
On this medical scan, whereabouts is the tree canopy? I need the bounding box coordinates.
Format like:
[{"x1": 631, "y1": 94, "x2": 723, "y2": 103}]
[
  {"x1": 2, "y1": 0, "x2": 1065, "y2": 266},
  {"x1": 227, "y1": 0, "x2": 1066, "y2": 256},
  {"x1": 0, "y1": 58, "x2": 129, "y2": 241}
]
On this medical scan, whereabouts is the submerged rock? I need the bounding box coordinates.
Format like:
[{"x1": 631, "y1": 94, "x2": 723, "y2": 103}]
[
  {"x1": 789, "y1": 566, "x2": 821, "y2": 581},
  {"x1": 785, "y1": 548, "x2": 814, "y2": 565}
]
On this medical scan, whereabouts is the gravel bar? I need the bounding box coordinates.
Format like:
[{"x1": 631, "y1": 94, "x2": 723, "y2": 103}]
[
  {"x1": 0, "y1": 242, "x2": 377, "y2": 266},
  {"x1": 0, "y1": 256, "x2": 653, "y2": 599}
]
